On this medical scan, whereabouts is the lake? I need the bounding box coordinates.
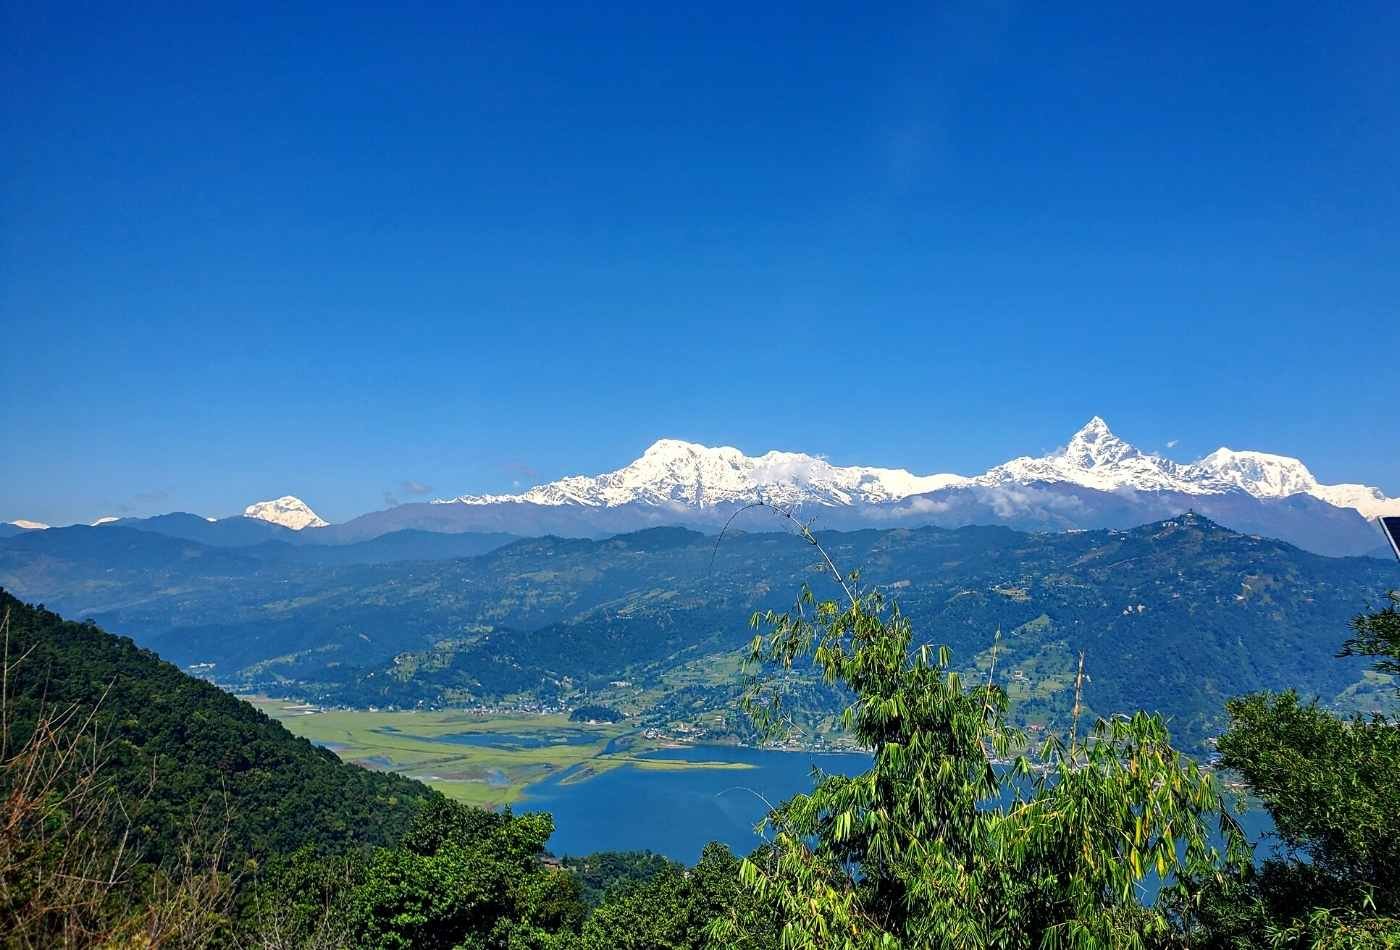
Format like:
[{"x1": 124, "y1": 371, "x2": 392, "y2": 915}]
[
  {"x1": 524, "y1": 745, "x2": 1279, "y2": 875},
  {"x1": 524, "y1": 745, "x2": 870, "y2": 861}
]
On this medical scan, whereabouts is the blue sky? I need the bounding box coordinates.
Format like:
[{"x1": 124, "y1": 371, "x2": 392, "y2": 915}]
[{"x1": 3, "y1": 1, "x2": 1397, "y2": 525}]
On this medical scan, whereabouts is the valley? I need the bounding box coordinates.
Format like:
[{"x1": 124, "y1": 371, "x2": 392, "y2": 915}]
[
  {"x1": 248, "y1": 698, "x2": 757, "y2": 807},
  {"x1": 6, "y1": 512, "x2": 1394, "y2": 754}
]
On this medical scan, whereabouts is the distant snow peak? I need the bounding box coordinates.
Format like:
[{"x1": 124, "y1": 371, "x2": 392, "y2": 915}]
[
  {"x1": 8, "y1": 519, "x2": 49, "y2": 530},
  {"x1": 984, "y1": 418, "x2": 1400, "y2": 519},
  {"x1": 90, "y1": 516, "x2": 119, "y2": 526},
  {"x1": 243, "y1": 495, "x2": 328, "y2": 530},
  {"x1": 1192, "y1": 448, "x2": 1317, "y2": 498},
  {"x1": 1063, "y1": 416, "x2": 1139, "y2": 468},
  {"x1": 432, "y1": 416, "x2": 1400, "y2": 523},
  {"x1": 1191, "y1": 448, "x2": 1398, "y2": 520},
  {"x1": 440, "y1": 438, "x2": 970, "y2": 510}
]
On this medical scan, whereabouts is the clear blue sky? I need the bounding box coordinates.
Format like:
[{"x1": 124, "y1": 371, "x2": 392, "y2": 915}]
[{"x1": 3, "y1": 1, "x2": 1397, "y2": 525}]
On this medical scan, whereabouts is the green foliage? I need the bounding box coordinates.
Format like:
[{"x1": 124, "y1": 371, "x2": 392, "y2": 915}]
[
  {"x1": 252, "y1": 798, "x2": 586, "y2": 950},
  {"x1": 1219, "y1": 693, "x2": 1399, "y2": 897},
  {"x1": 240, "y1": 844, "x2": 365, "y2": 945},
  {"x1": 1261, "y1": 907, "x2": 1400, "y2": 949},
  {"x1": 559, "y1": 850, "x2": 679, "y2": 907},
  {"x1": 1339, "y1": 592, "x2": 1400, "y2": 686},
  {"x1": 723, "y1": 559, "x2": 1246, "y2": 948},
  {"x1": 10, "y1": 543, "x2": 1400, "y2": 948},
  {"x1": 577, "y1": 843, "x2": 777, "y2": 950},
  {"x1": 345, "y1": 803, "x2": 582, "y2": 949},
  {"x1": 0, "y1": 591, "x2": 436, "y2": 873},
  {"x1": 568, "y1": 705, "x2": 624, "y2": 723},
  {"x1": 1186, "y1": 595, "x2": 1400, "y2": 947}
]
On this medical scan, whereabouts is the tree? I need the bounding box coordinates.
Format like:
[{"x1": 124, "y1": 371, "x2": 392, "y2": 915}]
[
  {"x1": 338, "y1": 799, "x2": 584, "y2": 949},
  {"x1": 1191, "y1": 594, "x2": 1400, "y2": 947},
  {"x1": 559, "y1": 850, "x2": 678, "y2": 908},
  {"x1": 1338, "y1": 592, "x2": 1400, "y2": 686},
  {"x1": 715, "y1": 516, "x2": 1246, "y2": 949},
  {"x1": 578, "y1": 843, "x2": 776, "y2": 950},
  {"x1": 0, "y1": 605, "x2": 236, "y2": 948}
]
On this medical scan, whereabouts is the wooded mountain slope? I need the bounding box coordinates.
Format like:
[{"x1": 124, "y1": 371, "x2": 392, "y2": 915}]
[{"x1": 0, "y1": 591, "x2": 436, "y2": 868}]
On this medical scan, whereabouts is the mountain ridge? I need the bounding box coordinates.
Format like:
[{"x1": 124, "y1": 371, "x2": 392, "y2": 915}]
[
  {"x1": 8, "y1": 513, "x2": 1391, "y2": 753},
  {"x1": 436, "y1": 417, "x2": 1400, "y2": 521},
  {"x1": 37, "y1": 418, "x2": 1397, "y2": 557}
]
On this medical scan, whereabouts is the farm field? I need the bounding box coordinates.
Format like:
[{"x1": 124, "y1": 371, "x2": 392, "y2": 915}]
[{"x1": 246, "y1": 697, "x2": 752, "y2": 805}]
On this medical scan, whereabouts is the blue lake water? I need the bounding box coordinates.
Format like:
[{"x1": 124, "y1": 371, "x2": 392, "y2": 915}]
[
  {"x1": 524, "y1": 745, "x2": 871, "y2": 862},
  {"x1": 523, "y1": 745, "x2": 1280, "y2": 881}
]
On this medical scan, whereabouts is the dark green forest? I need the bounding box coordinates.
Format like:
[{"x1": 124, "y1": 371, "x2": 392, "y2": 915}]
[
  {"x1": 2, "y1": 574, "x2": 1398, "y2": 946},
  {"x1": 0, "y1": 591, "x2": 433, "y2": 868}
]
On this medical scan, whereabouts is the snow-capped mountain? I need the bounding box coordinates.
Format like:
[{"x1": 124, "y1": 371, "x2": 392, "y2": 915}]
[
  {"x1": 439, "y1": 438, "x2": 969, "y2": 510},
  {"x1": 980, "y1": 418, "x2": 1400, "y2": 520},
  {"x1": 7, "y1": 519, "x2": 50, "y2": 530},
  {"x1": 437, "y1": 417, "x2": 1400, "y2": 522},
  {"x1": 243, "y1": 496, "x2": 328, "y2": 530},
  {"x1": 91, "y1": 419, "x2": 1395, "y2": 557}
]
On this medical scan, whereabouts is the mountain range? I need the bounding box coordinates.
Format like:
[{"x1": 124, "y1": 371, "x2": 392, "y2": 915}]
[
  {"x1": 439, "y1": 417, "x2": 1400, "y2": 518},
  {"x1": 2, "y1": 514, "x2": 1396, "y2": 752},
  {"x1": 9, "y1": 417, "x2": 1397, "y2": 557}
]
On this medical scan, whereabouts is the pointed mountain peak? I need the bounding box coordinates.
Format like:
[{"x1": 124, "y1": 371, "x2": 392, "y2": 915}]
[
  {"x1": 243, "y1": 495, "x2": 328, "y2": 530},
  {"x1": 1063, "y1": 416, "x2": 1138, "y2": 469}
]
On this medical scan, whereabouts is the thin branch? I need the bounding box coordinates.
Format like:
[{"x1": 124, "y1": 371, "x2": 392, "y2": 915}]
[
  {"x1": 709, "y1": 501, "x2": 859, "y2": 608},
  {"x1": 1069, "y1": 651, "x2": 1086, "y2": 756}
]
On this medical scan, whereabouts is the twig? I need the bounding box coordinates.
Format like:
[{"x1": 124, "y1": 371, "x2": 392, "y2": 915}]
[
  {"x1": 709, "y1": 501, "x2": 858, "y2": 608},
  {"x1": 1069, "y1": 652, "x2": 1086, "y2": 755}
]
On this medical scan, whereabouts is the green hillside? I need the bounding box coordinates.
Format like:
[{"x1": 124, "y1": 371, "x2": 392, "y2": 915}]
[{"x1": 0, "y1": 591, "x2": 437, "y2": 869}]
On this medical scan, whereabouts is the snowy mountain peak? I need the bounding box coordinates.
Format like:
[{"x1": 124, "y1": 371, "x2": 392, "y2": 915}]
[
  {"x1": 643, "y1": 438, "x2": 713, "y2": 458},
  {"x1": 8, "y1": 519, "x2": 49, "y2": 530},
  {"x1": 440, "y1": 440, "x2": 968, "y2": 510},
  {"x1": 434, "y1": 418, "x2": 1400, "y2": 525},
  {"x1": 1193, "y1": 448, "x2": 1318, "y2": 498},
  {"x1": 1064, "y1": 416, "x2": 1139, "y2": 469},
  {"x1": 243, "y1": 496, "x2": 328, "y2": 530}
]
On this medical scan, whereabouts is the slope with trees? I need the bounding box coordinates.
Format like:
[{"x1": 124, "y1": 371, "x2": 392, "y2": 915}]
[{"x1": 0, "y1": 590, "x2": 436, "y2": 870}]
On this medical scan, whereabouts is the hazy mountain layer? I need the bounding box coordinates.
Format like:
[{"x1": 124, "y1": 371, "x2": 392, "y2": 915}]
[
  {"x1": 19, "y1": 417, "x2": 1396, "y2": 557},
  {"x1": 3, "y1": 514, "x2": 1394, "y2": 750}
]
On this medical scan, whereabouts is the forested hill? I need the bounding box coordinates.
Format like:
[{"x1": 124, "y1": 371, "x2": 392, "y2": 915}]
[
  {"x1": 0, "y1": 591, "x2": 437, "y2": 867},
  {"x1": 3, "y1": 515, "x2": 1396, "y2": 751}
]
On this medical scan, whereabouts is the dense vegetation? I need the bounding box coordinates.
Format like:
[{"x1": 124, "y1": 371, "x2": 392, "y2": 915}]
[
  {"x1": 3, "y1": 515, "x2": 1394, "y2": 752},
  {"x1": 0, "y1": 591, "x2": 434, "y2": 871},
  {"x1": 714, "y1": 525, "x2": 1248, "y2": 947},
  {"x1": 556, "y1": 851, "x2": 678, "y2": 907},
  {"x1": 3, "y1": 559, "x2": 1397, "y2": 946},
  {"x1": 1182, "y1": 592, "x2": 1400, "y2": 946}
]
